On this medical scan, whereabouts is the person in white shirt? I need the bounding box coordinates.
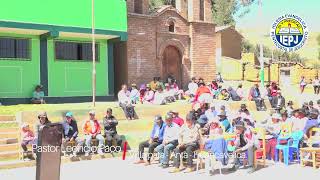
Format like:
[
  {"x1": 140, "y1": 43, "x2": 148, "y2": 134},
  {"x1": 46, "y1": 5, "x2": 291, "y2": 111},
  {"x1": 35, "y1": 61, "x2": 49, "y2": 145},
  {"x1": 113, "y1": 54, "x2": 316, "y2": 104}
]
[
  {"x1": 186, "y1": 77, "x2": 198, "y2": 97},
  {"x1": 236, "y1": 84, "x2": 245, "y2": 100},
  {"x1": 155, "y1": 114, "x2": 180, "y2": 168},
  {"x1": 205, "y1": 103, "x2": 217, "y2": 121},
  {"x1": 118, "y1": 84, "x2": 136, "y2": 120},
  {"x1": 153, "y1": 86, "x2": 167, "y2": 105},
  {"x1": 313, "y1": 76, "x2": 320, "y2": 95},
  {"x1": 130, "y1": 84, "x2": 140, "y2": 104}
]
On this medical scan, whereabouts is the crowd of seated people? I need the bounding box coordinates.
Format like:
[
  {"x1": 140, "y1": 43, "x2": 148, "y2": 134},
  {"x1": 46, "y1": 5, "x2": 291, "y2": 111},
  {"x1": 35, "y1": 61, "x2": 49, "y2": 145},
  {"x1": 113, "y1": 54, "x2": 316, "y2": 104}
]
[
  {"x1": 133, "y1": 99, "x2": 320, "y2": 174},
  {"x1": 21, "y1": 109, "x2": 123, "y2": 160}
]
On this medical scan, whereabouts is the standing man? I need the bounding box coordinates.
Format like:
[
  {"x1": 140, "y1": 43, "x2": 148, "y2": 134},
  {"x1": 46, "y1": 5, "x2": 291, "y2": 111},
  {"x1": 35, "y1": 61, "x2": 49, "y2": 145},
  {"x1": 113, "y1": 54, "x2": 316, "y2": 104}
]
[
  {"x1": 61, "y1": 112, "x2": 83, "y2": 156},
  {"x1": 135, "y1": 115, "x2": 166, "y2": 166},
  {"x1": 118, "y1": 84, "x2": 136, "y2": 120},
  {"x1": 313, "y1": 76, "x2": 320, "y2": 95},
  {"x1": 103, "y1": 108, "x2": 122, "y2": 152},
  {"x1": 155, "y1": 114, "x2": 180, "y2": 168},
  {"x1": 170, "y1": 113, "x2": 200, "y2": 173},
  {"x1": 82, "y1": 110, "x2": 105, "y2": 156}
]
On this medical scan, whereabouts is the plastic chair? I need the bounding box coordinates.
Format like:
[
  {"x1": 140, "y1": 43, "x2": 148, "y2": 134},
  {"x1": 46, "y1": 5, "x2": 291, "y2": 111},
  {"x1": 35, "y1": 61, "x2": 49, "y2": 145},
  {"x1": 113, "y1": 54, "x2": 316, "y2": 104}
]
[{"x1": 275, "y1": 131, "x2": 303, "y2": 165}]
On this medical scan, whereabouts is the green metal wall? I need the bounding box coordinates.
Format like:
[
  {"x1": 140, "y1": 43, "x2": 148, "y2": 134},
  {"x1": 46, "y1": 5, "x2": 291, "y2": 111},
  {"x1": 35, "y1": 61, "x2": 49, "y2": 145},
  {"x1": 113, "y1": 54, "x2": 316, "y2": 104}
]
[
  {"x1": 0, "y1": 33, "x2": 40, "y2": 98},
  {"x1": 47, "y1": 38, "x2": 108, "y2": 97},
  {"x1": 0, "y1": 0, "x2": 127, "y2": 32}
]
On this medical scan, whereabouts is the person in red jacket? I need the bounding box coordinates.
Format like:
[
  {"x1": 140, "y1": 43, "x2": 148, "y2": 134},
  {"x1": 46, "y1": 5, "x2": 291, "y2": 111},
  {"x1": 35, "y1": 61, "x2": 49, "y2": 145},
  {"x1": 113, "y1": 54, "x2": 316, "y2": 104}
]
[
  {"x1": 194, "y1": 82, "x2": 212, "y2": 103},
  {"x1": 171, "y1": 110, "x2": 184, "y2": 127},
  {"x1": 83, "y1": 110, "x2": 105, "y2": 156}
]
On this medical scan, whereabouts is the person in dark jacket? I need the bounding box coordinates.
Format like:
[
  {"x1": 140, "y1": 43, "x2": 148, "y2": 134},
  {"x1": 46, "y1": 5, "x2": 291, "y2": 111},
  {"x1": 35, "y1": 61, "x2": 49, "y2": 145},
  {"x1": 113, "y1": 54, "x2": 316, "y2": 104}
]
[
  {"x1": 103, "y1": 108, "x2": 122, "y2": 152},
  {"x1": 249, "y1": 83, "x2": 266, "y2": 111},
  {"x1": 227, "y1": 87, "x2": 241, "y2": 101},
  {"x1": 271, "y1": 90, "x2": 286, "y2": 112},
  {"x1": 61, "y1": 112, "x2": 83, "y2": 156}
]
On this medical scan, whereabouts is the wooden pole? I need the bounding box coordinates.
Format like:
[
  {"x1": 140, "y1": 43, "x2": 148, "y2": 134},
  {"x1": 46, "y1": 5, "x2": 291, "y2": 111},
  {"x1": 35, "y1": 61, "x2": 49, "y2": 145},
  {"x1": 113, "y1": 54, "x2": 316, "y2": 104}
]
[{"x1": 92, "y1": 0, "x2": 96, "y2": 107}]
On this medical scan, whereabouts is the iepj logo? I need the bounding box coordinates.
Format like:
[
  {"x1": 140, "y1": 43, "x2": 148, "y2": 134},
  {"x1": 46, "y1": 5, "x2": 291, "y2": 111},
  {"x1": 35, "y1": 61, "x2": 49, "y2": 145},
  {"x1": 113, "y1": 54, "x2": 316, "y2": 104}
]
[{"x1": 270, "y1": 14, "x2": 308, "y2": 52}]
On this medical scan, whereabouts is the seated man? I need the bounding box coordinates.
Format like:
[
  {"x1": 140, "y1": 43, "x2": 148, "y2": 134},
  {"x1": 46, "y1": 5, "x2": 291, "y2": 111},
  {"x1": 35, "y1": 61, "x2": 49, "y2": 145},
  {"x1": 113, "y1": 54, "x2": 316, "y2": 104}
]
[
  {"x1": 155, "y1": 114, "x2": 180, "y2": 168},
  {"x1": 103, "y1": 108, "x2": 122, "y2": 152},
  {"x1": 249, "y1": 83, "x2": 266, "y2": 111},
  {"x1": 118, "y1": 84, "x2": 136, "y2": 120},
  {"x1": 130, "y1": 84, "x2": 140, "y2": 104},
  {"x1": 232, "y1": 121, "x2": 256, "y2": 173},
  {"x1": 228, "y1": 87, "x2": 241, "y2": 101},
  {"x1": 135, "y1": 115, "x2": 165, "y2": 165},
  {"x1": 271, "y1": 91, "x2": 285, "y2": 112},
  {"x1": 61, "y1": 112, "x2": 83, "y2": 156},
  {"x1": 31, "y1": 85, "x2": 45, "y2": 104},
  {"x1": 83, "y1": 110, "x2": 105, "y2": 156},
  {"x1": 170, "y1": 113, "x2": 200, "y2": 173}
]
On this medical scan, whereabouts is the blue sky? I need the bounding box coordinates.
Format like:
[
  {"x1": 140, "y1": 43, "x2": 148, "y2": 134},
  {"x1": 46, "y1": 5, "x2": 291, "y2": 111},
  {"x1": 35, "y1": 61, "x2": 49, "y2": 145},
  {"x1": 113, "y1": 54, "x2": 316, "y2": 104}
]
[{"x1": 235, "y1": 0, "x2": 320, "y2": 32}]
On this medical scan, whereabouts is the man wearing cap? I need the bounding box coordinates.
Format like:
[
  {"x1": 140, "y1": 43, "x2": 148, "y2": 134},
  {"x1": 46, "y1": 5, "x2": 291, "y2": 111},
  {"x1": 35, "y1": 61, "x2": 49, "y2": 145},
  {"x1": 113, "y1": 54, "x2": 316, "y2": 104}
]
[
  {"x1": 35, "y1": 112, "x2": 51, "y2": 137},
  {"x1": 170, "y1": 113, "x2": 200, "y2": 173},
  {"x1": 103, "y1": 108, "x2": 122, "y2": 152},
  {"x1": 135, "y1": 115, "x2": 166, "y2": 165},
  {"x1": 82, "y1": 110, "x2": 104, "y2": 156},
  {"x1": 118, "y1": 84, "x2": 136, "y2": 120},
  {"x1": 233, "y1": 121, "x2": 256, "y2": 173},
  {"x1": 155, "y1": 114, "x2": 180, "y2": 168},
  {"x1": 143, "y1": 84, "x2": 155, "y2": 104},
  {"x1": 130, "y1": 84, "x2": 140, "y2": 104},
  {"x1": 61, "y1": 112, "x2": 83, "y2": 156},
  {"x1": 172, "y1": 110, "x2": 184, "y2": 127}
]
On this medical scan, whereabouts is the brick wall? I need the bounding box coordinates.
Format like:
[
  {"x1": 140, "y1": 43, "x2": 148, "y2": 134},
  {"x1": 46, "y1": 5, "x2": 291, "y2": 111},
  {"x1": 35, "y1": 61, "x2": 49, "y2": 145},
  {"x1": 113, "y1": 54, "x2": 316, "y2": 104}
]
[{"x1": 190, "y1": 22, "x2": 216, "y2": 81}]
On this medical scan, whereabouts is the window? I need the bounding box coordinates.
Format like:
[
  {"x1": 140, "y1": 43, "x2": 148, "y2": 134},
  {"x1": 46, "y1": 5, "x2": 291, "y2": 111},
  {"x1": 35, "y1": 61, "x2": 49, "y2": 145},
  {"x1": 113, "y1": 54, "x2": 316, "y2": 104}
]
[
  {"x1": 134, "y1": 0, "x2": 143, "y2": 14},
  {"x1": 169, "y1": 22, "x2": 175, "y2": 32},
  {"x1": 199, "y1": 0, "x2": 205, "y2": 21},
  {"x1": 55, "y1": 41, "x2": 99, "y2": 61},
  {"x1": 0, "y1": 37, "x2": 30, "y2": 59}
]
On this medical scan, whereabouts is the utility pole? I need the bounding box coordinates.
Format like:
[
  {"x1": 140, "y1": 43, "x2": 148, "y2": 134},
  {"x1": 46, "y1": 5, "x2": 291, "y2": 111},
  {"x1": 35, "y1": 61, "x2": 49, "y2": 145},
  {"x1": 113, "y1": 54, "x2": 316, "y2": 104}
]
[
  {"x1": 259, "y1": 0, "x2": 264, "y2": 87},
  {"x1": 92, "y1": 0, "x2": 96, "y2": 107}
]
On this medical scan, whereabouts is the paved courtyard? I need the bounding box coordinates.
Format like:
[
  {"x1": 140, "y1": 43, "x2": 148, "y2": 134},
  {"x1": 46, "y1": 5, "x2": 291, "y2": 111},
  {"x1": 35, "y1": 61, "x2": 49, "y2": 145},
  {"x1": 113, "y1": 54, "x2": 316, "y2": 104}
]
[{"x1": 0, "y1": 156, "x2": 319, "y2": 180}]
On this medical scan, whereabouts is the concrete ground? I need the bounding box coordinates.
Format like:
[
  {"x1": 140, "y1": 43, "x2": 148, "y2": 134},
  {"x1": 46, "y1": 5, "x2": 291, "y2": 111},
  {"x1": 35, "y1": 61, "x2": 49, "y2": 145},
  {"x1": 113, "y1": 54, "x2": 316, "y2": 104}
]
[{"x1": 0, "y1": 156, "x2": 319, "y2": 180}]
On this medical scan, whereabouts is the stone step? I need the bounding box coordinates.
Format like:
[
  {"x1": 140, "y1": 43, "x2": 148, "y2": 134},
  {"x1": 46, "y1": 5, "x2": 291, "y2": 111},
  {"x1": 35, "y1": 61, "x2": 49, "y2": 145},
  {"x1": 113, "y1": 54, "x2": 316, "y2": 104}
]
[
  {"x1": 0, "y1": 138, "x2": 18, "y2": 145},
  {"x1": 0, "y1": 143, "x2": 19, "y2": 152},
  {"x1": 0, "y1": 115, "x2": 15, "y2": 122},
  {"x1": 0, "y1": 127, "x2": 19, "y2": 133},
  {"x1": 0, "y1": 151, "x2": 19, "y2": 161},
  {"x1": 0, "y1": 132, "x2": 19, "y2": 139}
]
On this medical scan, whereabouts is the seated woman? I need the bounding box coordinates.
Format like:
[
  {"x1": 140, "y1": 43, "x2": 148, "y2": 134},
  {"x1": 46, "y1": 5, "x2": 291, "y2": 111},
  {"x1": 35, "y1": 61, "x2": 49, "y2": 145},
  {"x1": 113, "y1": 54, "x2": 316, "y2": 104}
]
[
  {"x1": 217, "y1": 89, "x2": 230, "y2": 101},
  {"x1": 203, "y1": 119, "x2": 229, "y2": 165},
  {"x1": 194, "y1": 82, "x2": 213, "y2": 103},
  {"x1": 163, "y1": 83, "x2": 175, "y2": 103},
  {"x1": 130, "y1": 83, "x2": 140, "y2": 104},
  {"x1": 31, "y1": 85, "x2": 45, "y2": 104},
  {"x1": 143, "y1": 84, "x2": 155, "y2": 104},
  {"x1": 153, "y1": 86, "x2": 166, "y2": 105},
  {"x1": 21, "y1": 123, "x2": 37, "y2": 160},
  {"x1": 172, "y1": 81, "x2": 184, "y2": 100},
  {"x1": 139, "y1": 84, "x2": 146, "y2": 104}
]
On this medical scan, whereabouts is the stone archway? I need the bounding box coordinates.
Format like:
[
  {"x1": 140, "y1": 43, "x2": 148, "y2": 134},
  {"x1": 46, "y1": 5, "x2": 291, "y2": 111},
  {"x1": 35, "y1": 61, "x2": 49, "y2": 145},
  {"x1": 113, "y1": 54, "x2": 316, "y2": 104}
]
[{"x1": 162, "y1": 45, "x2": 182, "y2": 86}]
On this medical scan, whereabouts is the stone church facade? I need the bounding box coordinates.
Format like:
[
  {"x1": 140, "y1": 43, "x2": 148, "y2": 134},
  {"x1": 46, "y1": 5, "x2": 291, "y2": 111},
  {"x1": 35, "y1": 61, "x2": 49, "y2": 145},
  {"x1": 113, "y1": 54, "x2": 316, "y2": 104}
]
[{"x1": 125, "y1": 0, "x2": 217, "y2": 88}]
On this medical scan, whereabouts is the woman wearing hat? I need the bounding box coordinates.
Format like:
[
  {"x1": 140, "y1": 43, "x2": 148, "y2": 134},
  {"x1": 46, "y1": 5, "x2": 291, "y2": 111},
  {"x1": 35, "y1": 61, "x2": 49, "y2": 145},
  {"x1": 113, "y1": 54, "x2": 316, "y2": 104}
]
[
  {"x1": 20, "y1": 123, "x2": 37, "y2": 160},
  {"x1": 264, "y1": 113, "x2": 281, "y2": 160}
]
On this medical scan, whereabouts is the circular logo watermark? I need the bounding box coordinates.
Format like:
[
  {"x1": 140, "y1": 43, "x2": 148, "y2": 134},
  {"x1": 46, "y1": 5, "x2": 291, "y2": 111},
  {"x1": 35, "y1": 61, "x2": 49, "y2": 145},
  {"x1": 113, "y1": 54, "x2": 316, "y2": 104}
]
[{"x1": 270, "y1": 14, "x2": 308, "y2": 52}]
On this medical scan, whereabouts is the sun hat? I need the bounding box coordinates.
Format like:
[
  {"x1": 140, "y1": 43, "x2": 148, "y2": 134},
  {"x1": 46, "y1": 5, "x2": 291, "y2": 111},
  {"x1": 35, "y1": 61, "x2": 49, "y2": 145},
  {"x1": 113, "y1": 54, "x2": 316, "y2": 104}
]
[
  {"x1": 38, "y1": 111, "x2": 47, "y2": 118},
  {"x1": 197, "y1": 114, "x2": 208, "y2": 124},
  {"x1": 66, "y1": 112, "x2": 73, "y2": 117},
  {"x1": 89, "y1": 110, "x2": 95, "y2": 115},
  {"x1": 271, "y1": 113, "x2": 281, "y2": 119},
  {"x1": 217, "y1": 110, "x2": 227, "y2": 117},
  {"x1": 154, "y1": 115, "x2": 162, "y2": 122}
]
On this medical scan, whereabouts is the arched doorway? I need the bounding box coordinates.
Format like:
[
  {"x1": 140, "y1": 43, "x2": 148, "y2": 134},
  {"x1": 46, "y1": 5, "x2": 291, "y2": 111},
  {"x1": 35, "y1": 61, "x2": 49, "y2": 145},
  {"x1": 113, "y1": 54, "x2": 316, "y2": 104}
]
[{"x1": 162, "y1": 45, "x2": 182, "y2": 86}]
